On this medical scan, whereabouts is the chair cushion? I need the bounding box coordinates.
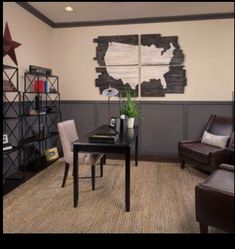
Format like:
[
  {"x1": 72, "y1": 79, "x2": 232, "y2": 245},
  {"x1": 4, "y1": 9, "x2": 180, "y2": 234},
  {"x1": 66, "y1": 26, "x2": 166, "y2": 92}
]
[
  {"x1": 180, "y1": 142, "x2": 223, "y2": 164},
  {"x1": 200, "y1": 169, "x2": 234, "y2": 195},
  {"x1": 201, "y1": 130, "x2": 229, "y2": 148}
]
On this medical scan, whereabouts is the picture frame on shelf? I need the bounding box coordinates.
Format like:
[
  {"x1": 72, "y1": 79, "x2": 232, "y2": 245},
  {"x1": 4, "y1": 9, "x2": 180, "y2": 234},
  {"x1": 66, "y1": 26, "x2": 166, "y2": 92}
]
[
  {"x1": 3, "y1": 133, "x2": 13, "y2": 151},
  {"x1": 3, "y1": 134, "x2": 9, "y2": 144},
  {"x1": 45, "y1": 147, "x2": 59, "y2": 162}
]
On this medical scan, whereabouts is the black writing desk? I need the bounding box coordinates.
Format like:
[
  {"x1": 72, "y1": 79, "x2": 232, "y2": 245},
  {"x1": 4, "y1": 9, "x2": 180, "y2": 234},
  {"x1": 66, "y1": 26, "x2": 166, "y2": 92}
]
[{"x1": 73, "y1": 126, "x2": 138, "y2": 212}]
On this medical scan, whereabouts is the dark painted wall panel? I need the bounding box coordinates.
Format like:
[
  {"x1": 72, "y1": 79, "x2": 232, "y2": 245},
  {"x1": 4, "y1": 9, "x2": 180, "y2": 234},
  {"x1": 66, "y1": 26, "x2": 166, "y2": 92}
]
[
  {"x1": 60, "y1": 101, "x2": 233, "y2": 156},
  {"x1": 187, "y1": 104, "x2": 233, "y2": 139},
  {"x1": 61, "y1": 103, "x2": 95, "y2": 136},
  {"x1": 95, "y1": 103, "x2": 120, "y2": 128},
  {"x1": 141, "y1": 104, "x2": 184, "y2": 154}
]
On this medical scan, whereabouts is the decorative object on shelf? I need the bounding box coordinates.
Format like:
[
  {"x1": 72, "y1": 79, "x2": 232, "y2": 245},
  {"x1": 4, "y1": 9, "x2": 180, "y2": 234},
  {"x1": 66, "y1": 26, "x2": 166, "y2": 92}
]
[
  {"x1": 45, "y1": 147, "x2": 59, "y2": 162},
  {"x1": 28, "y1": 108, "x2": 38, "y2": 116},
  {"x1": 3, "y1": 22, "x2": 21, "y2": 66},
  {"x1": 120, "y1": 87, "x2": 140, "y2": 129},
  {"x1": 3, "y1": 79, "x2": 17, "y2": 92},
  {"x1": 49, "y1": 86, "x2": 57, "y2": 93},
  {"x1": 3, "y1": 133, "x2": 12, "y2": 151},
  {"x1": 35, "y1": 95, "x2": 41, "y2": 111},
  {"x1": 29, "y1": 65, "x2": 52, "y2": 76},
  {"x1": 94, "y1": 34, "x2": 186, "y2": 97}
]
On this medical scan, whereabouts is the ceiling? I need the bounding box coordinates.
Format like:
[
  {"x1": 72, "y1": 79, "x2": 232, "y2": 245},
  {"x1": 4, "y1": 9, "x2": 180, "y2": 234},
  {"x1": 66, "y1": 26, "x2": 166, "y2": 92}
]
[{"x1": 27, "y1": 2, "x2": 234, "y2": 24}]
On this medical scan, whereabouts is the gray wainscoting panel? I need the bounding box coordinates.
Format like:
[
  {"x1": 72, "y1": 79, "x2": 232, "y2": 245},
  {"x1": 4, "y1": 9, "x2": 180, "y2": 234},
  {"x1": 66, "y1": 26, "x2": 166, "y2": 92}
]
[
  {"x1": 60, "y1": 101, "x2": 233, "y2": 157},
  {"x1": 187, "y1": 103, "x2": 233, "y2": 139},
  {"x1": 140, "y1": 103, "x2": 184, "y2": 155},
  {"x1": 95, "y1": 102, "x2": 120, "y2": 128},
  {"x1": 60, "y1": 102, "x2": 95, "y2": 136}
]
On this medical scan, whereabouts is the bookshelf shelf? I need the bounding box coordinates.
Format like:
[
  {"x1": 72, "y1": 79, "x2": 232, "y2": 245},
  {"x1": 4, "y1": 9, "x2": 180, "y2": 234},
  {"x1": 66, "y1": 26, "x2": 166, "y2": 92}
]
[{"x1": 22, "y1": 71, "x2": 61, "y2": 171}]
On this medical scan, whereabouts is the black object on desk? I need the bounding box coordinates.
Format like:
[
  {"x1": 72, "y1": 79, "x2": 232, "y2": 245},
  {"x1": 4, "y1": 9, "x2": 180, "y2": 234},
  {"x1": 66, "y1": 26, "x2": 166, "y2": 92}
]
[
  {"x1": 88, "y1": 125, "x2": 119, "y2": 143},
  {"x1": 73, "y1": 125, "x2": 139, "y2": 212}
]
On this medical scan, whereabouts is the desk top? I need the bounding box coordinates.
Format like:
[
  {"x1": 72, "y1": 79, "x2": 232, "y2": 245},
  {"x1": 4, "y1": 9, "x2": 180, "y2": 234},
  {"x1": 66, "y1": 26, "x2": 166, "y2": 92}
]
[{"x1": 73, "y1": 125, "x2": 138, "y2": 148}]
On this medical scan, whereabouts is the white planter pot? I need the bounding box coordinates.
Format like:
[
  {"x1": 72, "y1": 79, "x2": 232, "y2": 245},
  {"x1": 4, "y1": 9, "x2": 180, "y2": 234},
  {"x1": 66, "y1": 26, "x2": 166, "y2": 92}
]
[{"x1": 127, "y1": 117, "x2": 134, "y2": 128}]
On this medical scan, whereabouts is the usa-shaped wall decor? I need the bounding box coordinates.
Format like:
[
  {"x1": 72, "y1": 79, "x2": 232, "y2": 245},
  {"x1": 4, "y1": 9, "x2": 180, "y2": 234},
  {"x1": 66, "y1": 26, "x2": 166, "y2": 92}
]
[{"x1": 94, "y1": 34, "x2": 186, "y2": 97}]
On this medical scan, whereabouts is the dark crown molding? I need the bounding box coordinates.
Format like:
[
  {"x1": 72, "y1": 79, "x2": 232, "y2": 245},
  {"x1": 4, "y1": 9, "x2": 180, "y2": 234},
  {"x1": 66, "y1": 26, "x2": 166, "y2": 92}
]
[
  {"x1": 16, "y1": 2, "x2": 234, "y2": 28},
  {"x1": 16, "y1": 2, "x2": 55, "y2": 27}
]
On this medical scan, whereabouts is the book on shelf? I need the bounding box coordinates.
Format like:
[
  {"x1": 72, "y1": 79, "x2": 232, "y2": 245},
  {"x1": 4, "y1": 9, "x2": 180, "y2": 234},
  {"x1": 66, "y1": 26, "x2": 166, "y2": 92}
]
[
  {"x1": 34, "y1": 80, "x2": 45, "y2": 93},
  {"x1": 45, "y1": 80, "x2": 50, "y2": 93},
  {"x1": 33, "y1": 80, "x2": 50, "y2": 93}
]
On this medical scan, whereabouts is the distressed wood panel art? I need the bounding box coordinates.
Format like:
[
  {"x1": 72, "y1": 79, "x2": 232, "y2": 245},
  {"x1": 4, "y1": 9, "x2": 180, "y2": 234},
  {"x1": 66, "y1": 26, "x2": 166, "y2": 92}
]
[
  {"x1": 94, "y1": 35, "x2": 139, "y2": 66},
  {"x1": 94, "y1": 33, "x2": 186, "y2": 97},
  {"x1": 140, "y1": 34, "x2": 186, "y2": 97},
  {"x1": 95, "y1": 67, "x2": 138, "y2": 97}
]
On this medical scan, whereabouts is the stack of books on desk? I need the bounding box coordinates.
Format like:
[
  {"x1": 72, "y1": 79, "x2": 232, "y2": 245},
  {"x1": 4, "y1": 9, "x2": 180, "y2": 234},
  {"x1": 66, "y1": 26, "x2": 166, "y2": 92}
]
[{"x1": 89, "y1": 125, "x2": 119, "y2": 143}]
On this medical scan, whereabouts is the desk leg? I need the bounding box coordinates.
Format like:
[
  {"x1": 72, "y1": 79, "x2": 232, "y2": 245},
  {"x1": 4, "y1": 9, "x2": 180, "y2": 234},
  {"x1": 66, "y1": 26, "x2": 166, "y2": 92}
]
[
  {"x1": 125, "y1": 148, "x2": 130, "y2": 212},
  {"x1": 135, "y1": 133, "x2": 138, "y2": 166},
  {"x1": 73, "y1": 150, "x2": 79, "y2": 207}
]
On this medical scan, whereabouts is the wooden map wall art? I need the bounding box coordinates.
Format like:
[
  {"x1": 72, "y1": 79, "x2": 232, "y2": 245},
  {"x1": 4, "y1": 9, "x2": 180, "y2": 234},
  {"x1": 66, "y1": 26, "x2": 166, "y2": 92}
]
[{"x1": 94, "y1": 34, "x2": 186, "y2": 97}]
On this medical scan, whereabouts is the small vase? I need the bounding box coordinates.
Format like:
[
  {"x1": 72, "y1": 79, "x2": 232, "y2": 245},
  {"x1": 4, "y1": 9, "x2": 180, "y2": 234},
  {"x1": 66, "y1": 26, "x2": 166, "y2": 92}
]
[{"x1": 127, "y1": 117, "x2": 134, "y2": 128}]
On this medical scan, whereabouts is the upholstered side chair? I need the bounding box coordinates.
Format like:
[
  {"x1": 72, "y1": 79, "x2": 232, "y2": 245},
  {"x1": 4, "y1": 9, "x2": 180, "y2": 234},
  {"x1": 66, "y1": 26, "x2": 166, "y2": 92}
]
[
  {"x1": 178, "y1": 115, "x2": 233, "y2": 172},
  {"x1": 57, "y1": 120, "x2": 105, "y2": 190}
]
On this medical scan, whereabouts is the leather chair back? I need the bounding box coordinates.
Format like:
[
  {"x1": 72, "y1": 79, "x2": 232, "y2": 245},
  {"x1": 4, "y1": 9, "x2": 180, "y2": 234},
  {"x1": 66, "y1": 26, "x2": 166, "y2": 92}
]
[{"x1": 206, "y1": 115, "x2": 233, "y2": 137}]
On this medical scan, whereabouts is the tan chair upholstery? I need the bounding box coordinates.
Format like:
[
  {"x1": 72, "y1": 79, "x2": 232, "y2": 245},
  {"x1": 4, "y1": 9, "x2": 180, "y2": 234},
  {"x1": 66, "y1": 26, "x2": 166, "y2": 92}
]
[
  {"x1": 57, "y1": 120, "x2": 104, "y2": 189},
  {"x1": 178, "y1": 115, "x2": 233, "y2": 172}
]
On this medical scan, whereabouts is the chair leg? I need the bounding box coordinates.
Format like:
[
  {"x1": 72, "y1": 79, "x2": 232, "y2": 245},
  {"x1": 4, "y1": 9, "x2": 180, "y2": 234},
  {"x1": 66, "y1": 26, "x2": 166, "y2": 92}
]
[
  {"x1": 181, "y1": 159, "x2": 185, "y2": 169},
  {"x1": 61, "y1": 162, "x2": 70, "y2": 188},
  {"x1": 199, "y1": 223, "x2": 208, "y2": 233},
  {"x1": 91, "y1": 165, "x2": 95, "y2": 191},
  {"x1": 100, "y1": 157, "x2": 104, "y2": 177},
  {"x1": 72, "y1": 163, "x2": 74, "y2": 176},
  {"x1": 103, "y1": 154, "x2": 106, "y2": 164}
]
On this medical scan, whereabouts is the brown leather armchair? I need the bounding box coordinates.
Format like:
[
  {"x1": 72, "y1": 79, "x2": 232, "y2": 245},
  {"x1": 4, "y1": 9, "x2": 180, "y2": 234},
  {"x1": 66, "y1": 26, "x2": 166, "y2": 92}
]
[
  {"x1": 178, "y1": 115, "x2": 233, "y2": 172},
  {"x1": 195, "y1": 163, "x2": 234, "y2": 233}
]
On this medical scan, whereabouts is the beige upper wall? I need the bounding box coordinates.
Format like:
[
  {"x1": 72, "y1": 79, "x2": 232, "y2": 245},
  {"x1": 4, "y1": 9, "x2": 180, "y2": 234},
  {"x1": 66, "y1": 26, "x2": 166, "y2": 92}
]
[
  {"x1": 52, "y1": 19, "x2": 234, "y2": 101},
  {"x1": 3, "y1": 2, "x2": 53, "y2": 92},
  {"x1": 3, "y1": 2, "x2": 234, "y2": 101}
]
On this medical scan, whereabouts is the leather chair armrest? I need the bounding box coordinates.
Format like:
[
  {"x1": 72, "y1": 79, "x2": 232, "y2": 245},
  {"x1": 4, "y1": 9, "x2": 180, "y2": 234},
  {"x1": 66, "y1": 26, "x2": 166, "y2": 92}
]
[
  {"x1": 179, "y1": 138, "x2": 201, "y2": 145},
  {"x1": 209, "y1": 149, "x2": 227, "y2": 167},
  {"x1": 219, "y1": 163, "x2": 234, "y2": 172},
  {"x1": 195, "y1": 184, "x2": 234, "y2": 231}
]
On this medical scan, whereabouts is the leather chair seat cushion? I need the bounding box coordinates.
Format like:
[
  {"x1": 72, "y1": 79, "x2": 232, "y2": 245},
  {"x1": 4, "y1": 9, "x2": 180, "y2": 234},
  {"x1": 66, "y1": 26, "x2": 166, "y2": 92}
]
[
  {"x1": 180, "y1": 142, "x2": 222, "y2": 164},
  {"x1": 200, "y1": 169, "x2": 234, "y2": 194}
]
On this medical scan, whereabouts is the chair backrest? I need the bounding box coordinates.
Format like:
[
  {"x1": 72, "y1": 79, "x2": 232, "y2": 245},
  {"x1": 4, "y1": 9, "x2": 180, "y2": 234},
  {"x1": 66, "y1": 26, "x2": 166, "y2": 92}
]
[
  {"x1": 57, "y1": 120, "x2": 78, "y2": 163},
  {"x1": 206, "y1": 115, "x2": 233, "y2": 137},
  {"x1": 203, "y1": 115, "x2": 233, "y2": 148}
]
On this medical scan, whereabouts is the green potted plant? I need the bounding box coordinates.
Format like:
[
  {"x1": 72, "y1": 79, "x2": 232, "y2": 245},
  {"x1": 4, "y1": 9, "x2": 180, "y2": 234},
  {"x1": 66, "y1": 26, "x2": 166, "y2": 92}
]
[{"x1": 120, "y1": 88, "x2": 140, "y2": 128}]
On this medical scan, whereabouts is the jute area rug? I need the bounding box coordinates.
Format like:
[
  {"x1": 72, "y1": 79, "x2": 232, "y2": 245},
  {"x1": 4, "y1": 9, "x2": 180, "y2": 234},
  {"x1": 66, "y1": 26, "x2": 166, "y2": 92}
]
[{"x1": 3, "y1": 159, "x2": 223, "y2": 233}]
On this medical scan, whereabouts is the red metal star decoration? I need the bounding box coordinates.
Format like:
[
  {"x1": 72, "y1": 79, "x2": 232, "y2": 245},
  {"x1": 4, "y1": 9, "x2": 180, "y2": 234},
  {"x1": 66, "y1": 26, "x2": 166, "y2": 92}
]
[{"x1": 3, "y1": 22, "x2": 21, "y2": 66}]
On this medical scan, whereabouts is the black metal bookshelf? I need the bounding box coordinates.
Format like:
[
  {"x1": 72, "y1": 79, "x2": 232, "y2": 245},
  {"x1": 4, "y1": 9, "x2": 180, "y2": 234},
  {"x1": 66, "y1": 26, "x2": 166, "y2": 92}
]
[
  {"x1": 3, "y1": 65, "x2": 24, "y2": 182},
  {"x1": 21, "y1": 71, "x2": 61, "y2": 171}
]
